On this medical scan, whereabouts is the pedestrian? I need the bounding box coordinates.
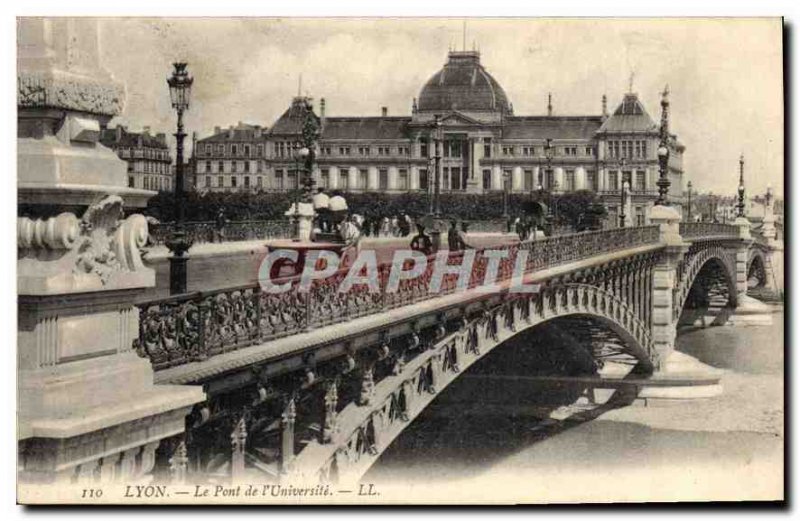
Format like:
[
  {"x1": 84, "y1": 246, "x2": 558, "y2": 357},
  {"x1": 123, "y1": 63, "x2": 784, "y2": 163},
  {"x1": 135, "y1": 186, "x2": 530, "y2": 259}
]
[
  {"x1": 410, "y1": 223, "x2": 434, "y2": 256},
  {"x1": 215, "y1": 208, "x2": 227, "y2": 243}
]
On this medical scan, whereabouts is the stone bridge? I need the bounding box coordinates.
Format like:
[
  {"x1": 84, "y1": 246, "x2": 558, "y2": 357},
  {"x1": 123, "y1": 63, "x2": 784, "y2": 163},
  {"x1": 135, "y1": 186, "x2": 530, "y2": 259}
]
[{"x1": 126, "y1": 216, "x2": 781, "y2": 486}]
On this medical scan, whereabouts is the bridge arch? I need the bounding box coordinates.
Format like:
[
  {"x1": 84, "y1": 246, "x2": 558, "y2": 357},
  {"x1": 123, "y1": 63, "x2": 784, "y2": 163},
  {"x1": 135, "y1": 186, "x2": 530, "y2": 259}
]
[
  {"x1": 673, "y1": 243, "x2": 738, "y2": 321},
  {"x1": 287, "y1": 283, "x2": 653, "y2": 484},
  {"x1": 747, "y1": 249, "x2": 768, "y2": 289}
]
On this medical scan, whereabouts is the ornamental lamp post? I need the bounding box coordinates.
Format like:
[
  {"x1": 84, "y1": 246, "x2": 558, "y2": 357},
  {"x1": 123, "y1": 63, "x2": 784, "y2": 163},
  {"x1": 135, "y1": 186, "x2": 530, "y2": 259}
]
[
  {"x1": 502, "y1": 169, "x2": 510, "y2": 218},
  {"x1": 619, "y1": 180, "x2": 629, "y2": 228},
  {"x1": 736, "y1": 153, "x2": 746, "y2": 218},
  {"x1": 655, "y1": 85, "x2": 671, "y2": 206},
  {"x1": 165, "y1": 62, "x2": 194, "y2": 295},
  {"x1": 544, "y1": 138, "x2": 554, "y2": 220},
  {"x1": 687, "y1": 180, "x2": 693, "y2": 222},
  {"x1": 432, "y1": 115, "x2": 443, "y2": 218}
]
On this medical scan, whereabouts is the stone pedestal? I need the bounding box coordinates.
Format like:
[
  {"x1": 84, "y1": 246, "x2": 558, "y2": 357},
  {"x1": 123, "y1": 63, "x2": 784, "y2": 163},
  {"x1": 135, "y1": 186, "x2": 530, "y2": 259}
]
[
  {"x1": 286, "y1": 202, "x2": 316, "y2": 242},
  {"x1": 17, "y1": 18, "x2": 204, "y2": 489}
]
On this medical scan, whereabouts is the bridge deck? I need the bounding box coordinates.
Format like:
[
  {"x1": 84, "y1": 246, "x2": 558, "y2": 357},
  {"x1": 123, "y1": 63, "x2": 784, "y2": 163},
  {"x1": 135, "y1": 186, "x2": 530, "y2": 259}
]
[{"x1": 154, "y1": 242, "x2": 663, "y2": 386}]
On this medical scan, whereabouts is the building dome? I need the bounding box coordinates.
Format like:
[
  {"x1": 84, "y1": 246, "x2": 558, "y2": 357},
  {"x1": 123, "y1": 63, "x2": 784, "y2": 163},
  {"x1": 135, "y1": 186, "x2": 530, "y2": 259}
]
[{"x1": 417, "y1": 51, "x2": 511, "y2": 113}]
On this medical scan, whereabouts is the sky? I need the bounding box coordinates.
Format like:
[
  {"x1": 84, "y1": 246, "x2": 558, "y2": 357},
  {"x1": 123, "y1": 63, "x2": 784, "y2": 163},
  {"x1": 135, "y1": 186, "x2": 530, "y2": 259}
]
[{"x1": 97, "y1": 17, "x2": 784, "y2": 197}]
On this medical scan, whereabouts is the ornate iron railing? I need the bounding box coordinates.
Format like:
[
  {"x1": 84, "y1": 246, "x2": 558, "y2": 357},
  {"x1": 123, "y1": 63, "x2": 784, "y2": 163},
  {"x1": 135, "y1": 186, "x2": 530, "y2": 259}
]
[
  {"x1": 135, "y1": 226, "x2": 661, "y2": 370},
  {"x1": 148, "y1": 220, "x2": 293, "y2": 245},
  {"x1": 679, "y1": 222, "x2": 739, "y2": 240}
]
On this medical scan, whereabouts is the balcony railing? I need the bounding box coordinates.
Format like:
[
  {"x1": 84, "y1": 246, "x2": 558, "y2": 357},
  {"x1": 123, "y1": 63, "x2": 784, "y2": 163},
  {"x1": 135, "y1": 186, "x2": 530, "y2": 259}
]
[
  {"x1": 134, "y1": 226, "x2": 661, "y2": 371},
  {"x1": 148, "y1": 220, "x2": 293, "y2": 246},
  {"x1": 679, "y1": 222, "x2": 739, "y2": 240}
]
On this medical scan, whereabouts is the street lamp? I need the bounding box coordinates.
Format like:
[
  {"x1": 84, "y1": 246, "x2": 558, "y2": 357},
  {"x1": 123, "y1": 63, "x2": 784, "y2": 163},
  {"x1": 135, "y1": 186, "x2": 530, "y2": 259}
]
[
  {"x1": 655, "y1": 85, "x2": 671, "y2": 206},
  {"x1": 544, "y1": 138, "x2": 554, "y2": 222},
  {"x1": 429, "y1": 115, "x2": 443, "y2": 218},
  {"x1": 686, "y1": 180, "x2": 693, "y2": 222},
  {"x1": 502, "y1": 170, "x2": 510, "y2": 218},
  {"x1": 165, "y1": 62, "x2": 194, "y2": 295},
  {"x1": 736, "y1": 153, "x2": 746, "y2": 218},
  {"x1": 619, "y1": 180, "x2": 629, "y2": 228}
]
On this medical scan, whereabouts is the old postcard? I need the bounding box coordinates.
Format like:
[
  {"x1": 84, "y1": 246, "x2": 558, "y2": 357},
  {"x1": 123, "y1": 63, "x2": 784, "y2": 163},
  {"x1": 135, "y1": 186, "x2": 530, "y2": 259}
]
[{"x1": 16, "y1": 16, "x2": 784, "y2": 505}]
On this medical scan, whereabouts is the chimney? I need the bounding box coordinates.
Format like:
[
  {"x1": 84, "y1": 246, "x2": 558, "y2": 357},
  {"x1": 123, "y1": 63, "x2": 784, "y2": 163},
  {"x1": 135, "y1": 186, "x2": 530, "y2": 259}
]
[
  {"x1": 214, "y1": 126, "x2": 221, "y2": 135},
  {"x1": 602, "y1": 94, "x2": 608, "y2": 118},
  {"x1": 547, "y1": 93, "x2": 553, "y2": 117},
  {"x1": 381, "y1": 106, "x2": 388, "y2": 117}
]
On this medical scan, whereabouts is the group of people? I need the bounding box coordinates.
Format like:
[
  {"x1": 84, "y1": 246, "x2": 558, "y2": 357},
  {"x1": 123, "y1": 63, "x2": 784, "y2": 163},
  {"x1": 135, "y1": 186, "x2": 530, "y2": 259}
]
[{"x1": 360, "y1": 213, "x2": 415, "y2": 238}]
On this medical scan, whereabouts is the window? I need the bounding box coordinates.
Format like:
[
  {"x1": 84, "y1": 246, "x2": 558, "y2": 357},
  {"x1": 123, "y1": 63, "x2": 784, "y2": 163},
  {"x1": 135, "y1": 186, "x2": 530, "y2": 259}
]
[
  {"x1": 218, "y1": 176, "x2": 224, "y2": 187},
  {"x1": 635, "y1": 170, "x2": 646, "y2": 191},
  {"x1": 608, "y1": 171, "x2": 619, "y2": 189},
  {"x1": 522, "y1": 146, "x2": 534, "y2": 156},
  {"x1": 502, "y1": 146, "x2": 514, "y2": 156},
  {"x1": 339, "y1": 146, "x2": 351, "y2": 156},
  {"x1": 483, "y1": 138, "x2": 492, "y2": 158},
  {"x1": 128, "y1": 176, "x2": 135, "y2": 188},
  {"x1": 379, "y1": 169, "x2": 388, "y2": 190},
  {"x1": 419, "y1": 169, "x2": 429, "y2": 190},
  {"x1": 339, "y1": 170, "x2": 348, "y2": 190},
  {"x1": 275, "y1": 170, "x2": 284, "y2": 190},
  {"x1": 257, "y1": 145, "x2": 263, "y2": 157},
  {"x1": 127, "y1": 162, "x2": 134, "y2": 173},
  {"x1": 244, "y1": 176, "x2": 250, "y2": 188},
  {"x1": 320, "y1": 168, "x2": 329, "y2": 189},
  {"x1": 641, "y1": 140, "x2": 648, "y2": 158},
  {"x1": 585, "y1": 146, "x2": 595, "y2": 156},
  {"x1": 399, "y1": 146, "x2": 409, "y2": 156},
  {"x1": 564, "y1": 146, "x2": 578, "y2": 156},
  {"x1": 244, "y1": 145, "x2": 250, "y2": 157},
  {"x1": 483, "y1": 169, "x2": 492, "y2": 190},
  {"x1": 244, "y1": 161, "x2": 250, "y2": 173},
  {"x1": 287, "y1": 171, "x2": 296, "y2": 189},
  {"x1": 524, "y1": 169, "x2": 534, "y2": 191},
  {"x1": 448, "y1": 141, "x2": 462, "y2": 158},
  {"x1": 451, "y1": 167, "x2": 462, "y2": 190},
  {"x1": 205, "y1": 144, "x2": 212, "y2": 155},
  {"x1": 358, "y1": 146, "x2": 370, "y2": 156},
  {"x1": 398, "y1": 169, "x2": 408, "y2": 190},
  {"x1": 321, "y1": 146, "x2": 332, "y2": 156},
  {"x1": 218, "y1": 161, "x2": 224, "y2": 173},
  {"x1": 420, "y1": 141, "x2": 429, "y2": 158},
  {"x1": 257, "y1": 176, "x2": 263, "y2": 188},
  {"x1": 586, "y1": 170, "x2": 596, "y2": 191},
  {"x1": 205, "y1": 176, "x2": 211, "y2": 187},
  {"x1": 231, "y1": 176, "x2": 238, "y2": 188},
  {"x1": 565, "y1": 169, "x2": 575, "y2": 191},
  {"x1": 358, "y1": 169, "x2": 368, "y2": 189},
  {"x1": 231, "y1": 144, "x2": 238, "y2": 156}
]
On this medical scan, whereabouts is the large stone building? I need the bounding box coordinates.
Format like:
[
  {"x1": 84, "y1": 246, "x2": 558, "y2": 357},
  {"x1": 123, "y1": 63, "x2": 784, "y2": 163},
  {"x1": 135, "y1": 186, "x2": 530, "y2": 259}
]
[
  {"x1": 192, "y1": 49, "x2": 685, "y2": 225},
  {"x1": 99, "y1": 125, "x2": 174, "y2": 192}
]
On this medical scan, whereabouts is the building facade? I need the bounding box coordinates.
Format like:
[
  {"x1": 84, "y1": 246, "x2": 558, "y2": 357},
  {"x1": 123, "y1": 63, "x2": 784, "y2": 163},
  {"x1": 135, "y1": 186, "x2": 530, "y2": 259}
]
[
  {"x1": 193, "y1": 50, "x2": 685, "y2": 224},
  {"x1": 99, "y1": 125, "x2": 173, "y2": 191}
]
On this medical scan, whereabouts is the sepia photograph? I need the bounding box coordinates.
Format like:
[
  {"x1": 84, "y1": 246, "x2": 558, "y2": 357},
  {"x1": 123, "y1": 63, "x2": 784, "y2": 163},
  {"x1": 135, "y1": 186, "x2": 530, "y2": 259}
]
[{"x1": 13, "y1": 13, "x2": 785, "y2": 506}]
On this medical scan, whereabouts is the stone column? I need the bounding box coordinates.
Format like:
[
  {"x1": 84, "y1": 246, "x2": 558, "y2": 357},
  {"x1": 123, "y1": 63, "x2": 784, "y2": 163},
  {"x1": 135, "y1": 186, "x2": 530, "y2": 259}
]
[
  {"x1": 554, "y1": 167, "x2": 564, "y2": 193},
  {"x1": 17, "y1": 18, "x2": 205, "y2": 488},
  {"x1": 467, "y1": 138, "x2": 483, "y2": 193},
  {"x1": 366, "y1": 166, "x2": 378, "y2": 191},
  {"x1": 328, "y1": 166, "x2": 339, "y2": 190},
  {"x1": 348, "y1": 166, "x2": 359, "y2": 191},
  {"x1": 410, "y1": 166, "x2": 419, "y2": 190},
  {"x1": 491, "y1": 165, "x2": 502, "y2": 191},
  {"x1": 511, "y1": 166, "x2": 523, "y2": 192},
  {"x1": 734, "y1": 216, "x2": 752, "y2": 298},
  {"x1": 575, "y1": 166, "x2": 586, "y2": 190},
  {"x1": 388, "y1": 166, "x2": 399, "y2": 191}
]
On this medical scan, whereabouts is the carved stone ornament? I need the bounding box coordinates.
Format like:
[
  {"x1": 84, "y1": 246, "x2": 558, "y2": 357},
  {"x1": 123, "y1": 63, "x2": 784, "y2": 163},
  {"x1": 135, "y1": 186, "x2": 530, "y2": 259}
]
[
  {"x1": 18, "y1": 71, "x2": 125, "y2": 116},
  {"x1": 18, "y1": 194, "x2": 151, "y2": 288}
]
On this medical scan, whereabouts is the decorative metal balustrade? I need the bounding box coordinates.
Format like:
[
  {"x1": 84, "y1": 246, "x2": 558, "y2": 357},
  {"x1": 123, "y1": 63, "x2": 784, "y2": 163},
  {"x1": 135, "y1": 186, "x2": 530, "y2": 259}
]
[
  {"x1": 135, "y1": 226, "x2": 661, "y2": 370},
  {"x1": 148, "y1": 220, "x2": 293, "y2": 245},
  {"x1": 679, "y1": 222, "x2": 739, "y2": 240}
]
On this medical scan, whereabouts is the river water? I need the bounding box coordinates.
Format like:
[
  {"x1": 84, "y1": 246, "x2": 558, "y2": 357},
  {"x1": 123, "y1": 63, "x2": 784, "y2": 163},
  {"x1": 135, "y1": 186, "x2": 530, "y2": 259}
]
[{"x1": 365, "y1": 309, "x2": 784, "y2": 503}]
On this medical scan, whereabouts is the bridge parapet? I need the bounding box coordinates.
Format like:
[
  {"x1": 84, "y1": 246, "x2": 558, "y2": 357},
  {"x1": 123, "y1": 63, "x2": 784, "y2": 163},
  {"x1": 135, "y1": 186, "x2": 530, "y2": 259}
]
[
  {"x1": 679, "y1": 222, "x2": 740, "y2": 241},
  {"x1": 135, "y1": 226, "x2": 661, "y2": 371}
]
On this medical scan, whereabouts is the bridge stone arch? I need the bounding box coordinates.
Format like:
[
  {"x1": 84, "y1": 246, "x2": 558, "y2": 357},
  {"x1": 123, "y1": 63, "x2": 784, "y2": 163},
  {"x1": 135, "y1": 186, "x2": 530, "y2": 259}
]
[
  {"x1": 747, "y1": 248, "x2": 768, "y2": 288},
  {"x1": 287, "y1": 283, "x2": 653, "y2": 485},
  {"x1": 673, "y1": 241, "x2": 738, "y2": 321}
]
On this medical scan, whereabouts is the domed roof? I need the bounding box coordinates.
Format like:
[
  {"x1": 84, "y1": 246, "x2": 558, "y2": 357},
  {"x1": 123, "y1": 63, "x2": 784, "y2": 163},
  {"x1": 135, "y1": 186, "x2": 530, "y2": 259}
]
[{"x1": 418, "y1": 51, "x2": 511, "y2": 113}]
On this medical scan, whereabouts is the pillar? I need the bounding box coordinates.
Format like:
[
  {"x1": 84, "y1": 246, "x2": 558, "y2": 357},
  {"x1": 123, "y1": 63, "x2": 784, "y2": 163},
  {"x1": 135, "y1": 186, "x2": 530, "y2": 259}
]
[
  {"x1": 368, "y1": 166, "x2": 379, "y2": 191},
  {"x1": 575, "y1": 166, "x2": 587, "y2": 190},
  {"x1": 328, "y1": 166, "x2": 339, "y2": 189},
  {"x1": 16, "y1": 17, "x2": 205, "y2": 490},
  {"x1": 554, "y1": 167, "x2": 564, "y2": 192},
  {"x1": 348, "y1": 166, "x2": 358, "y2": 191},
  {"x1": 410, "y1": 166, "x2": 420, "y2": 190},
  {"x1": 388, "y1": 166, "x2": 399, "y2": 191},
  {"x1": 511, "y1": 166, "x2": 523, "y2": 192},
  {"x1": 492, "y1": 165, "x2": 502, "y2": 191}
]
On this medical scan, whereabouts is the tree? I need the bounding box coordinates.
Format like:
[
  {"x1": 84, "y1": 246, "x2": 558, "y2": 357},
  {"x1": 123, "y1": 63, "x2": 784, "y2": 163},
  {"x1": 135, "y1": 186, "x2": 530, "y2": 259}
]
[{"x1": 553, "y1": 190, "x2": 607, "y2": 231}]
